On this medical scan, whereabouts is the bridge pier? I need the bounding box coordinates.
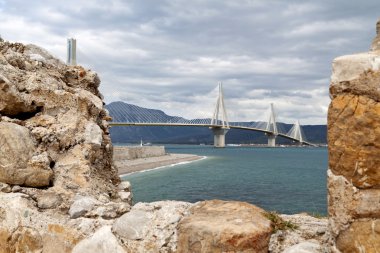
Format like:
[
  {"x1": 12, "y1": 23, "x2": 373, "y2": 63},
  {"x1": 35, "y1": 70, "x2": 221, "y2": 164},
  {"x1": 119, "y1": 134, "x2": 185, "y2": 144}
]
[
  {"x1": 211, "y1": 128, "x2": 229, "y2": 148},
  {"x1": 267, "y1": 133, "x2": 277, "y2": 147}
]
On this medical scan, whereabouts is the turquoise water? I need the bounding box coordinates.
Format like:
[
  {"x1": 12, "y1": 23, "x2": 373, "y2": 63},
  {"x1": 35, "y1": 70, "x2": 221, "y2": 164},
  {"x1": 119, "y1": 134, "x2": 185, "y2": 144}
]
[{"x1": 121, "y1": 145, "x2": 328, "y2": 215}]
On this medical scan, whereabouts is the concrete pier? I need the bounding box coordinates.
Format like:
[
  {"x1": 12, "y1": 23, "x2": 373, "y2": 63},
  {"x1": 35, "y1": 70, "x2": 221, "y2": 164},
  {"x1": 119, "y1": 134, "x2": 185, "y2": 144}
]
[
  {"x1": 267, "y1": 133, "x2": 276, "y2": 147},
  {"x1": 211, "y1": 128, "x2": 229, "y2": 148}
]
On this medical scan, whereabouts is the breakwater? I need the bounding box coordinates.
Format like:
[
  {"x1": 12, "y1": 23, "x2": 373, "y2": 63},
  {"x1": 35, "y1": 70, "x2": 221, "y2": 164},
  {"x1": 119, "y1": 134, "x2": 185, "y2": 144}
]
[{"x1": 113, "y1": 146, "x2": 166, "y2": 160}]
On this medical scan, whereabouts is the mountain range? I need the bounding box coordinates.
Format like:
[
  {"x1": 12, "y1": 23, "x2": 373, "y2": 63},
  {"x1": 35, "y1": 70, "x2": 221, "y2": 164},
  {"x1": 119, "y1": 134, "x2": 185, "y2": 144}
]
[{"x1": 106, "y1": 101, "x2": 327, "y2": 145}]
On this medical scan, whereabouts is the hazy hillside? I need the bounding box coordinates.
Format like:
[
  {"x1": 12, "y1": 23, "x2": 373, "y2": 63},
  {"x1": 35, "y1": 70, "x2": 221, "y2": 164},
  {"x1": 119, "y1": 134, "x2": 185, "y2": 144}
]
[{"x1": 106, "y1": 101, "x2": 327, "y2": 145}]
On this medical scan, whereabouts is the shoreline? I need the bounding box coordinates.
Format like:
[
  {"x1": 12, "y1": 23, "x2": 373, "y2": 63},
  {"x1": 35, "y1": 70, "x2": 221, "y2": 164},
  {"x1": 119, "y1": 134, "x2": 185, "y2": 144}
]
[{"x1": 116, "y1": 153, "x2": 205, "y2": 176}]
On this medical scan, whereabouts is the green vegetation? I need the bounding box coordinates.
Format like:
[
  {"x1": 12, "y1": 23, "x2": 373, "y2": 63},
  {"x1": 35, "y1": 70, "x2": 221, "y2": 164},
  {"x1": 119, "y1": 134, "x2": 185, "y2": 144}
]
[{"x1": 263, "y1": 211, "x2": 299, "y2": 232}]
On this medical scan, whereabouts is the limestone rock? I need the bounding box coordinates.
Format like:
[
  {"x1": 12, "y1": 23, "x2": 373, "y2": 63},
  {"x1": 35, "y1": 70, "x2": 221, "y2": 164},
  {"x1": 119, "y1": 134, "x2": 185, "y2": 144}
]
[
  {"x1": 0, "y1": 193, "x2": 85, "y2": 253},
  {"x1": 330, "y1": 52, "x2": 380, "y2": 86},
  {"x1": 327, "y1": 170, "x2": 355, "y2": 237},
  {"x1": 0, "y1": 183, "x2": 11, "y2": 193},
  {"x1": 113, "y1": 201, "x2": 192, "y2": 253},
  {"x1": 118, "y1": 181, "x2": 131, "y2": 191},
  {"x1": 91, "y1": 202, "x2": 130, "y2": 219},
  {"x1": 40, "y1": 224, "x2": 82, "y2": 253},
  {"x1": 336, "y1": 219, "x2": 380, "y2": 252},
  {"x1": 177, "y1": 200, "x2": 272, "y2": 253},
  {"x1": 72, "y1": 226, "x2": 127, "y2": 253},
  {"x1": 269, "y1": 213, "x2": 328, "y2": 253},
  {"x1": 282, "y1": 241, "x2": 322, "y2": 253},
  {"x1": 11, "y1": 185, "x2": 21, "y2": 192},
  {"x1": 118, "y1": 191, "x2": 132, "y2": 203},
  {"x1": 8, "y1": 227, "x2": 43, "y2": 253},
  {"x1": 37, "y1": 192, "x2": 63, "y2": 209},
  {"x1": 328, "y1": 94, "x2": 380, "y2": 188},
  {"x1": 84, "y1": 122, "x2": 103, "y2": 146},
  {"x1": 0, "y1": 122, "x2": 53, "y2": 187},
  {"x1": 69, "y1": 195, "x2": 100, "y2": 219},
  {"x1": 0, "y1": 122, "x2": 34, "y2": 170},
  {"x1": 0, "y1": 73, "x2": 38, "y2": 116},
  {"x1": 113, "y1": 209, "x2": 149, "y2": 240},
  {"x1": 355, "y1": 189, "x2": 380, "y2": 218},
  {"x1": 329, "y1": 168, "x2": 380, "y2": 225}
]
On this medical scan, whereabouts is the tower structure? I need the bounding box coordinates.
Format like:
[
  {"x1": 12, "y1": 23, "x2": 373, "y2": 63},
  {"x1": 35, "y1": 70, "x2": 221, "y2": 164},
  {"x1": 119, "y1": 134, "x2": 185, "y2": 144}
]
[
  {"x1": 67, "y1": 38, "x2": 77, "y2": 65},
  {"x1": 266, "y1": 103, "x2": 278, "y2": 147},
  {"x1": 287, "y1": 120, "x2": 306, "y2": 144},
  {"x1": 210, "y1": 82, "x2": 230, "y2": 148}
]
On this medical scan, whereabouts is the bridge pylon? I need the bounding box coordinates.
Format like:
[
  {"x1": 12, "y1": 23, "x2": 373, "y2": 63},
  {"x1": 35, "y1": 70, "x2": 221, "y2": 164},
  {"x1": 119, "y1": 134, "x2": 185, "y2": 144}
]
[
  {"x1": 210, "y1": 82, "x2": 230, "y2": 148},
  {"x1": 287, "y1": 120, "x2": 306, "y2": 144},
  {"x1": 265, "y1": 103, "x2": 278, "y2": 147}
]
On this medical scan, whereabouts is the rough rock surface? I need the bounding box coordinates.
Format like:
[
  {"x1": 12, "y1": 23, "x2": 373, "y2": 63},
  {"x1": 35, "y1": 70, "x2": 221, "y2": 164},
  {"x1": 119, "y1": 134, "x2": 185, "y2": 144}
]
[
  {"x1": 0, "y1": 41, "x2": 132, "y2": 251},
  {"x1": 328, "y1": 18, "x2": 380, "y2": 252},
  {"x1": 0, "y1": 193, "x2": 84, "y2": 253},
  {"x1": 0, "y1": 41, "x2": 120, "y2": 195},
  {"x1": 37, "y1": 192, "x2": 63, "y2": 209},
  {"x1": 282, "y1": 241, "x2": 322, "y2": 253},
  {"x1": 69, "y1": 195, "x2": 100, "y2": 219},
  {"x1": 177, "y1": 200, "x2": 272, "y2": 253},
  {"x1": 72, "y1": 226, "x2": 127, "y2": 253},
  {"x1": 336, "y1": 219, "x2": 380, "y2": 252},
  {"x1": 0, "y1": 122, "x2": 53, "y2": 187},
  {"x1": 113, "y1": 201, "x2": 192, "y2": 253},
  {"x1": 269, "y1": 213, "x2": 328, "y2": 253}
]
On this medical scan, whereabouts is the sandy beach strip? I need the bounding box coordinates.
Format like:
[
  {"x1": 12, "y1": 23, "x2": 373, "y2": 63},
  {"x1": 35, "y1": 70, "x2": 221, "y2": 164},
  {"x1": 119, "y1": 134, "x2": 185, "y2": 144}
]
[{"x1": 116, "y1": 153, "x2": 204, "y2": 175}]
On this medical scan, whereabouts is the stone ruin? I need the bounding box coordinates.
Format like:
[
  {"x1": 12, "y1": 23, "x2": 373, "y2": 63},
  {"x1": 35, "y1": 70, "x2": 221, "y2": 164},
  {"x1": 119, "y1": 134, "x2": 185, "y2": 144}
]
[
  {"x1": 0, "y1": 41, "x2": 133, "y2": 252},
  {"x1": 328, "y1": 19, "x2": 380, "y2": 252}
]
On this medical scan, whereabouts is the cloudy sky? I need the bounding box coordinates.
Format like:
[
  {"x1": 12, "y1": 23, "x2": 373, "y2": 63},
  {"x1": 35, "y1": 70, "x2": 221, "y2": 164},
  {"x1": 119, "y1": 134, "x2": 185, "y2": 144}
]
[{"x1": 0, "y1": 0, "x2": 378, "y2": 124}]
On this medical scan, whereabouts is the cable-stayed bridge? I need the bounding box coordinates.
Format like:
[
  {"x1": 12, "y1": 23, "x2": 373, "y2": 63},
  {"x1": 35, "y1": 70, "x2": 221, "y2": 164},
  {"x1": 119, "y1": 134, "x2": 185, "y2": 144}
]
[{"x1": 109, "y1": 83, "x2": 314, "y2": 147}]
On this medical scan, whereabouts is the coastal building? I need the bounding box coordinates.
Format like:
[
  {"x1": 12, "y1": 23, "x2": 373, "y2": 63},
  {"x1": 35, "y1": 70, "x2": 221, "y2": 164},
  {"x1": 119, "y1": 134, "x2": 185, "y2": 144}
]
[{"x1": 66, "y1": 38, "x2": 76, "y2": 65}]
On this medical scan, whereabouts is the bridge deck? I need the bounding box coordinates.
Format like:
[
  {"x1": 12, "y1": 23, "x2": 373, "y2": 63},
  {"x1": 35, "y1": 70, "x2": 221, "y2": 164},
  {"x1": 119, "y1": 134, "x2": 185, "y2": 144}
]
[{"x1": 109, "y1": 122, "x2": 316, "y2": 146}]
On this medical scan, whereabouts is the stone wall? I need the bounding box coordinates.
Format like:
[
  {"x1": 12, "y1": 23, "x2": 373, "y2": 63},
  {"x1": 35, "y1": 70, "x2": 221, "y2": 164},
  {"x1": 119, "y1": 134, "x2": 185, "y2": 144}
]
[
  {"x1": 113, "y1": 146, "x2": 166, "y2": 160},
  {"x1": 328, "y1": 19, "x2": 380, "y2": 252}
]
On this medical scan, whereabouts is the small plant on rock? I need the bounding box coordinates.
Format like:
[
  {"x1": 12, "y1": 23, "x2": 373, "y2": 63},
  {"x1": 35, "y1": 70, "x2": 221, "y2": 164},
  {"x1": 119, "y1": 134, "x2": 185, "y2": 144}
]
[{"x1": 263, "y1": 211, "x2": 298, "y2": 232}]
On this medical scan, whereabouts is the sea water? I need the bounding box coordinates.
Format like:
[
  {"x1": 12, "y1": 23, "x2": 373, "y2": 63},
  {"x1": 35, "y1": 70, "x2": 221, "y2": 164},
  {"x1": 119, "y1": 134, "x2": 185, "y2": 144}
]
[{"x1": 121, "y1": 145, "x2": 328, "y2": 215}]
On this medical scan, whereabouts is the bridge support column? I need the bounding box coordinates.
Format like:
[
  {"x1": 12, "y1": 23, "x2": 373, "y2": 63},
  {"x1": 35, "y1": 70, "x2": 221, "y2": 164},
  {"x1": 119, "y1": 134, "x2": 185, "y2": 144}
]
[
  {"x1": 211, "y1": 128, "x2": 229, "y2": 148},
  {"x1": 267, "y1": 134, "x2": 277, "y2": 147}
]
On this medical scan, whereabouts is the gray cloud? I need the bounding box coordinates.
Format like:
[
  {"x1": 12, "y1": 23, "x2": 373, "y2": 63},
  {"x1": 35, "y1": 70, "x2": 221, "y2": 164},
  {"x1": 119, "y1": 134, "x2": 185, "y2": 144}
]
[{"x1": 0, "y1": 0, "x2": 378, "y2": 124}]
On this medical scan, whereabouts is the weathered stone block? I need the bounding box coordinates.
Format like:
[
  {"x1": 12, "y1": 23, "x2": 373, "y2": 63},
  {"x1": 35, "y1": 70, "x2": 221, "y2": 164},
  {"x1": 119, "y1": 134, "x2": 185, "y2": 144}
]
[
  {"x1": 355, "y1": 189, "x2": 380, "y2": 218},
  {"x1": 69, "y1": 195, "x2": 99, "y2": 219},
  {"x1": 0, "y1": 122, "x2": 53, "y2": 187},
  {"x1": 327, "y1": 170, "x2": 355, "y2": 237},
  {"x1": 72, "y1": 226, "x2": 126, "y2": 253},
  {"x1": 328, "y1": 94, "x2": 380, "y2": 188},
  {"x1": 336, "y1": 219, "x2": 380, "y2": 253},
  {"x1": 112, "y1": 201, "x2": 192, "y2": 253},
  {"x1": 177, "y1": 200, "x2": 272, "y2": 253},
  {"x1": 37, "y1": 192, "x2": 63, "y2": 209}
]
